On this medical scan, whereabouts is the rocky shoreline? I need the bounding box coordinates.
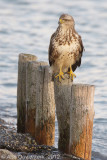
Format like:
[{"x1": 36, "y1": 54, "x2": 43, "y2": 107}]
[{"x1": 0, "y1": 118, "x2": 83, "y2": 160}]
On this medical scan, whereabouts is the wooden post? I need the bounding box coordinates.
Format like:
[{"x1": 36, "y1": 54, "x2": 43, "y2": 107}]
[
  {"x1": 17, "y1": 53, "x2": 37, "y2": 133},
  {"x1": 25, "y1": 61, "x2": 40, "y2": 137},
  {"x1": 26, "y1": 61, "x2": 55, "y2": 146},
  {"x1": 69, "y1": 84, "x2": 95, "y2": 160},
  {"x1": 54, "y1": 79, "x2": 95, "y2": 159},
  {"x1": 54, "y1": 76, "x2": 73, "y2": 153}
]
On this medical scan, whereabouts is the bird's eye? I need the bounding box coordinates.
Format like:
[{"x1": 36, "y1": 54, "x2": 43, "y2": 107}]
[
  {"x1": 64, "y1": 19, "x2": 70, "y2": 21},
  {"x1": 63, "y1": 19, "x2": 67, "y2": 21}
]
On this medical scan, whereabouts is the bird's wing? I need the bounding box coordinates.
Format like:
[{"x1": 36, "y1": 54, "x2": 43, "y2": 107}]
[
  {"x1": 78, "y1": 35, "x2": 84, "y2": 57},
  {"x1": 72, "y1": 34, "x2": 84, "y2": 72},
  {"x1": 48, "y1": 33, "x2": 60, "y2": 66}
]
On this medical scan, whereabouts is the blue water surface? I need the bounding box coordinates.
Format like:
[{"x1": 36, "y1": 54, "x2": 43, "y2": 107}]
[{"x1": 0, "y1": 0, "x2": 107, "y2": 159}]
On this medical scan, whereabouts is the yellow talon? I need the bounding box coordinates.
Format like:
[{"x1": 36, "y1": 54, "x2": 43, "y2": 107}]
[
  {"x1": 68, "y1": 65, "x2": 76, "y2": 81},
  {"x1": 55, "y1": 67, "x2": 64, "y2": 82}
]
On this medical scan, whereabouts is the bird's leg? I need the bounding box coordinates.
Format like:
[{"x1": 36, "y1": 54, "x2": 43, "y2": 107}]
[
  {"x1": 55, "y1": 67, "x2": 64, "y2": 82},
  {"x1": 68, "y1": 65, "x2": 76, "y2": 81}
]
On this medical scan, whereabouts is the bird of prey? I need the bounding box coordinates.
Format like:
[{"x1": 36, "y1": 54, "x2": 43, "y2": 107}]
[{"x1": 48, "y1": 14, "x2": 84, "y2": 81}]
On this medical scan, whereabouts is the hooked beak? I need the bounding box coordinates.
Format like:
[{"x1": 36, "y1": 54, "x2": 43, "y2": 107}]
[{"x1": 59, "y1": 18, "x2": 64, "y2": 24}]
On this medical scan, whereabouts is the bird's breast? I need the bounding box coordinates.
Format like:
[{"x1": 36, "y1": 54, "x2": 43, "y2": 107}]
[{"x1": 55, "y1": 39, "x2": 79, "y2": 55}]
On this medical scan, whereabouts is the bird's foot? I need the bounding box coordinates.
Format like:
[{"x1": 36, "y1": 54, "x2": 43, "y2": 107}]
[
  {"x1": 68, "y1": 70, "x2": 76, "y2": 81},
  {"x1": 55, "y1": 71, "x2": 64, "y2": 82}
]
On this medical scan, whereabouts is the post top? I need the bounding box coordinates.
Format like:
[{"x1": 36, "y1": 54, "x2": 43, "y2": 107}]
[
  {"x1": 19, "y1": 53, "x2": 37, "y2": 62},
  {"x1": 73, "y1": 83, "x2": 95, "y2": 88}
]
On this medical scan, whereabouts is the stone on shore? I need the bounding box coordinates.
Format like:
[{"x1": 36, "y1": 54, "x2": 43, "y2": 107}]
[{"x1": 0, "y1": 149, "x2": 17, "y2": 160}]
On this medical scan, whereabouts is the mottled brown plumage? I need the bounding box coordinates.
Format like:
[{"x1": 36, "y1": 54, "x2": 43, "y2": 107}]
[{"x1": 48, "y1": 14, "x2": 84, "y2": 81}]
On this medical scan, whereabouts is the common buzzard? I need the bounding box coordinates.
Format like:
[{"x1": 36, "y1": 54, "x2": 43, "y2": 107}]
[{"x1": 48, "y1": 14, "x2": 84, "y2": 81}]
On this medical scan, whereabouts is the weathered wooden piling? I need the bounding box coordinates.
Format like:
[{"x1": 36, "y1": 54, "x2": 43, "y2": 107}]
[
  {"x1": 26, "y1": 61, "x2": 55, "y2": 145},
  {"x1": 69, "y1": 84, "x2": 95, "y2": 160},
  {"x1": 54, "y1": 79, "x2": 95, "y2": 160},
  {"x1": 17, "y1": 53, "x2": 37, "y2": 133},
  {"x1": 17, "y1": 53, "x2": 55, "y2": 146},
  {"x1": 54, "y1": 77, "x2": 73, "y2": 153},
  {"x1": 25, "y1": 61, "x2": 42, "y2": 137},
  {"x1": 17, "y1": 53, "x2": 95, "y2": 159}
]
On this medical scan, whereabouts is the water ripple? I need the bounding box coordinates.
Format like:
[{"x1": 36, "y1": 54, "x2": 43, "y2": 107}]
[{"x1": 0, "y1": 0, "x2": 107, "y2": 159}]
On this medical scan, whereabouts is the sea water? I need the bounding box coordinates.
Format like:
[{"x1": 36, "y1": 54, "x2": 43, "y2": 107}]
[{"x1": 0, "y1": 0, "x2": 107, "y2": 159}]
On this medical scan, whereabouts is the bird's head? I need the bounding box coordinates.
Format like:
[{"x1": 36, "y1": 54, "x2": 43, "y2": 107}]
[{"x1": 58, "y1": 14, "x2": 75, "y2": 29}]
